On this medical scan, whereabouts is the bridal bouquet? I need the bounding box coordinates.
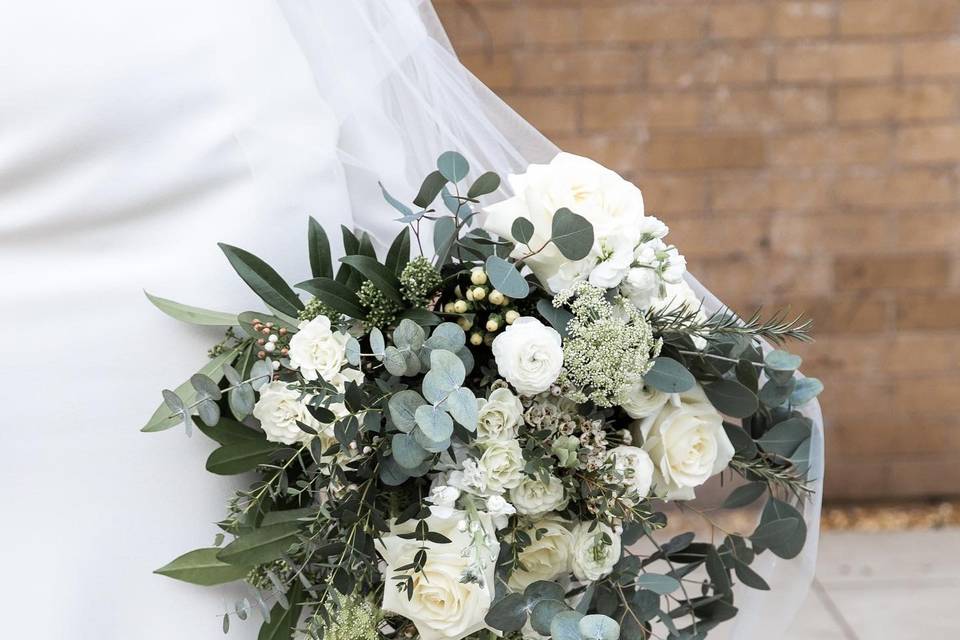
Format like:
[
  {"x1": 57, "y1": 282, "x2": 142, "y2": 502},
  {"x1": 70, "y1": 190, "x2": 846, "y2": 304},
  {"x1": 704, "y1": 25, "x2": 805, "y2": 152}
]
[{"x1": 145, "y1": 152, "x2": 821, "y2": 640}]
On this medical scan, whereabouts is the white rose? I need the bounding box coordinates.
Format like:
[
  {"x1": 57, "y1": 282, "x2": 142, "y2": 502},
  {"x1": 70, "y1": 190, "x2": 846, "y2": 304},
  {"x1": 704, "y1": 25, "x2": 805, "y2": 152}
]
[
  {"x1": 634, "y1": 385, "x2": 735, "y2": 500},
  {"x1": 483, "y1": 153, "x2": 645, "y2": 292},
  {"x1": 570, "y1": 521, "x2": 622, "y2": 582},
  {"x1": 491, "y1": 317, "x2": 563, "y2": 396},
  {"x1": 287, "y1": 314, "x2": 349, "y2": 382},
  {"x1": 252, "y1": 381, "x2": 320, "y2": 446},
  {"x1": 509, "y1": 475, "x2": 568, "y2": 517},
  {"x1": 379, "y1": 510, "x2": 497, "y2": 640},
  {"x1": 507, "y1": 517, "x2": 574, "y2": 592},
  {"x1": 618, "y1": 377, "x2": 671, "y2": 419},
  {"x1": 477, "y1": 439, "x2": 526, "y2": 494},
  {"x1": 606, "y1": 445, "x2": 654, "y2": 499},
  {"x1": 476, "y1": 388, "x2": 525, "y2": 444}
]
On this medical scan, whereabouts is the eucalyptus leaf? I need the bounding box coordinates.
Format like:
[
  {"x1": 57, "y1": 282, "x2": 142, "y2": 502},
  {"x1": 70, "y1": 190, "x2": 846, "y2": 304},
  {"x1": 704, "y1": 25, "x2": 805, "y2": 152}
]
[
  {"x1": 379, "y1": 181, "x2": 414, "y2": 219},
  {"x1": 250, "y1": 360, "x2": 273, "y2": 391},
  {"x1": 424, "y1": 322, "x2": 466, "y2": 352},
  {"x1": 384, "y1": 346, "x2": 409, "y2": 377},
  {"x1": 467, "y1": 171, "x2": 501, "y2": 198},
  {"x1": 414, "y1": 170, "x2": 448, "y2": 208},
  {"x1": 191, "y1": 374, "x2": 223, "y2": 401},
  {"x1": 442, "y1": 387, "x2": 478, "y2": 431},
  {"x1": 757, "y1": 417, "x2": 812, "y2": 458},
  {"x1": 257, "y1": 583, "x2": 303, "y2": 640},
  {"x1": 759, "y1": 378, "x2": 795, "y2": 408},
  {"x1": 394, "y1": 319, "x2": 427, "y2": 351},
  {"x1": 704, "y1": 380, "x2": 759, "y2": 418},
  {"x1": 790, "y1": 377, "x2": 823, "y2": 406},
  {"x1": 388, "y1": 390, "x2": 427, "y2": 433},
  {"x1": 218, "y1": 243, "x2": 303, "y2": 317},
  {"x1": 550, "y1": 610, "x2": 586, "y2": 640},
  {"x1": 551, "y1": 208, "x2": 594, "y2": 260},
  {"x1": 369, "y1": 328, "x2": 386, "y2": 358},
  {"x1": 145, "y1": 292, "x2": 238, "y2": 326},
  {"x1": 142, "y1": 347, "x2": 240, "y2": 432},
  {"x1": 437, "y1": 150, "x2": 470, "y2": 183},
  {"x1": 392, "y1": 433, "x2": 429, "y2": 469},
  {"x1": 483, "y1": 593, "x2": 527, "y2": 632},
  {"x1": 511, "y1": 217, "x2": 535, "y2": 245},
  {"x1": 536, "y1": 298, "x2": 574, "y2": 338},
  {"x1": 644, "y1": 357, "x2": 696, "y2": 393},
  {"x1": 733, "y1": 560, "x2": 770, "y2": 591},
  {"x1": 530, "y1": 599, "x2": 569, "y2": 635},
  {"x1": 723, "y1": 423, "x2": 758, "y2": 459},
  {"x1": 579, "y1": 614, "x2": 621, "y2": 640},
  {"x1": 345, "y1": 337, "x2": 361, "y2": 367},
  {"x1": 485, "y1": 255, "x2": 529, "y2": 298},
  {"x1": 414, "y1": 405, "x2": 454, "y2": 443},
  {"x1": 422, "y1": 349, "x2": 466, "y2": 404},
  {"x1": 722, "y1": 482, "x2": 767, "y2": 509},
  {"x1": 197, "y1": 399, "x2": 221, "y2": 427},
  {"x1": 433, "y1": 216, "x2": 458, "y2": 265},
  {"x1": 634, "y1": 574, "x2": 681, "y2": 595}
]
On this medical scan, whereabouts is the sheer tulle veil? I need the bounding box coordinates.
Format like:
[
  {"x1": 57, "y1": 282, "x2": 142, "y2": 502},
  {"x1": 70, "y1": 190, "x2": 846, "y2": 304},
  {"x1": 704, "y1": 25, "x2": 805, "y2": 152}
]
[{"x1": 267, "y1": 2, "x2": 825, "y2": 637}]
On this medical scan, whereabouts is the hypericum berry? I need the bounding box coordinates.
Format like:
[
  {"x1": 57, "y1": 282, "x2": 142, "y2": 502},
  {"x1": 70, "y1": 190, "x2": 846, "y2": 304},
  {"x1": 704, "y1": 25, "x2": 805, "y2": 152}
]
[
  {"x1": 505, "y1": 310, "x2": 520, "y2": 324},
  {"x1": 470, "y1": 332, "x2": 484, "y2": 346},
  {"x1": 472, "y1": 287, "x2": 487, "y2": 301},
  {"x1": 457, "y1": 317, "x2": 474, "y2": 331},
  {"x1": 488, "y1": 289, "x2": 505, "y2": 305},
  {"x1": 465, "y1": 288, "x2": 475, "y2": 302},
  {"x1": 470, "y1": 268, "x2": 488, "y2": 286},
  {"x1": 443, "y1": 302, "x2": 456, "y2": 314},
  {"x1": 485, "y1": 315, "x2": 501, "y2": 332},
  {"x1": 453, "y1": 300, "x2": 469, "y2": 314}
]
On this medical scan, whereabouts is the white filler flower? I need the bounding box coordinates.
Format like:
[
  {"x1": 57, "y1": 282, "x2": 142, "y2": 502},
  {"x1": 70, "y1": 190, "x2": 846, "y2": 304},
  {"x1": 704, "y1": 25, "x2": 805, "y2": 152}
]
[{"x1": 491, "y1": 317, "x2": 563, "y2": 396}]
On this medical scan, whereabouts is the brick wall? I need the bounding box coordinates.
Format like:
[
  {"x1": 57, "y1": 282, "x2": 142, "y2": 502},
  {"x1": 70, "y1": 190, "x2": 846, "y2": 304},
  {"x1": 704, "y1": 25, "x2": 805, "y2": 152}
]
[{"x1": 435, "y1": 0, "x2": 960, "y2": 501}]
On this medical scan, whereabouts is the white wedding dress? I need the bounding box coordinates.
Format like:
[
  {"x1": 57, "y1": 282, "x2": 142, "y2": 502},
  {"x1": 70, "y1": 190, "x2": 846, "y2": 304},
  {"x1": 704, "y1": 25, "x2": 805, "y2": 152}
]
[{"x1": 0, "y1": 2, "x2": 822, "y2": 639}]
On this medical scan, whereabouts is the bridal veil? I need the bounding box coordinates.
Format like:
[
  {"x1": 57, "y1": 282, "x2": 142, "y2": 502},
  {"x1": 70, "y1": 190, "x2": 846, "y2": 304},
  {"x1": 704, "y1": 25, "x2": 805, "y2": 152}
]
[{"x1": 266, "y1": 2, "x2": 825, "y2": 638}]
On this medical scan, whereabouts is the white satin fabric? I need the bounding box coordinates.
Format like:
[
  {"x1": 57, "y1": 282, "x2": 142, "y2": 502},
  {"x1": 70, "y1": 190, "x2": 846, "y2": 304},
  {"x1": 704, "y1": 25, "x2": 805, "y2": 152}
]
[{"x1": 0, "y1": 1, "x2": 822, "y2": 639}]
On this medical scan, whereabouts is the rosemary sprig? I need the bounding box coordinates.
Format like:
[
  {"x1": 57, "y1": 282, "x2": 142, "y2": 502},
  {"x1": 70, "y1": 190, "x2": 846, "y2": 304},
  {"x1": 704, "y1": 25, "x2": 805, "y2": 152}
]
[
  {"x1": 648, "y1": 304, "x2": 814, "y2": 345},
  {"x1": 730, "y1": 457, "x2": 813, "y2": 500}
]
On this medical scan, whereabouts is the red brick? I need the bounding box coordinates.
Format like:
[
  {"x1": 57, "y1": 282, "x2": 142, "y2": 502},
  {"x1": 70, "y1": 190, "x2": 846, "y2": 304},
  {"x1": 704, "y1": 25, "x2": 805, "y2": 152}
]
[
  {"x1": 644, "y1": 133, "x2": 767, "y2": 170},
  {"x1": 514, "y1": 50, "x2": 642, "y2": 90},
  {"x1": 647, "y1": 45, "x2": 770, "y2": 87},
  {"x1": 895, "y1": 124, "x2": 960, "y2": 164},
  {"x1": 776, "y1": 43, "x2": 896, "y2": 82},
  {"x1": 897, "y1": 292, "x2": 960, "y2": 330},
  {"x1": 774, "y1": 2, "x2": 836, "y2": 38},
  {"x1": 505, "y1": 95, "x2": 579, "y2": 136},
  {"x1": 834, "y1": 254, "x2": 950, "y2": 291},
  {"x1": 839, "y1": 0, "x2": 960, "y2": 36},
  {"x1": 583, "y1": 4, "x2": 706, "y2": 44},
  {"x1": 835, "y1": 84, "x2": 958, "y2": 124},
  {"x1": 709, "y1": 4, "x2": 771, "y2": 40},
  {"x1": 902, "y1": 40, "x2": 960, "y2": 77}
]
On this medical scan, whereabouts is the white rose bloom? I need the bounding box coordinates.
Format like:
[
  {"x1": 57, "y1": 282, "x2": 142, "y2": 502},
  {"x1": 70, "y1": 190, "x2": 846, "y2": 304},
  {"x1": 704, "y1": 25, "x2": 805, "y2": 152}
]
[
  {"x1": 509, "y1": 475, "x2": 568, "y2": 517},
  {"x1": 482, "y1": 153, "x2": 645, "y2": 292},
  {"x1": 476, "y1": 388, "x2": 525, "y2": 444},
  {"x1": 507, "y1": 517, "x2": 574, "y2": 592},
  {"x1": 634, "y1": 385, "x2": 735, "y2": 500},
  {"x1": 287, "y1": 314, "x2": 349, "y2": 382},
  {"x1": 379, "y1": 510, "x2": 498, "y2": 640},
  {"x1": 606, "y1": 445, "x2": 655, "y2": 499},
  {"x1": 618, "y1": 377, "x2": 671, "y2": 419},
  {"x1": 491, "y1": 317, "x2": 563, "y2": 396},
  {"x1": 252, "y1": 381, "x2": 320, "y2": 446},
  {"x1": 570, "y1": 521, "x2": 622, "y2": 582},
  {"x1": 477, "y1": 439, "x2": 526, "y2": 494}
]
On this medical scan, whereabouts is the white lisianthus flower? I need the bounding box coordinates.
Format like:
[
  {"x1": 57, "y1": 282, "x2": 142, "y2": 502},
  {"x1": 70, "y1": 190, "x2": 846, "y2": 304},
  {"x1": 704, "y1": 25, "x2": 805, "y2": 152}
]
[
  {"x1": 477, "y1": 439, "x2": 526, "y2": 494},
  {"x1": 570, "y1": 521, "x2": 622, "y2": 582},
  {"x1": 485, "y1": 494, "x2": 517, "y2": 530},
  {"x1": 618, "y1": 377, "x2": 671, "y2": 419},
  {"x1": 507, "y1": 517, "x2": 574, "y2": 592},
  {"x1": 606, "y1": 445, "x2": 655, "y2": 499},
  {"x1": 252, "y1": 381, "x2": 320, "y2": 446},
  {"x1": 620, "y1": 266, "x2": 660, "y2": 310},
  {"x1": 491, "y1": 318, "x2": 563, "y2": 396},
  {"x1": 509, "y1": 475, "x2": 568, "y2": 517},
  {"x1": 379, "y1": 510, "x2": 498, "y2": 640},
  {"x1": 633, "y1": 385, "x2": 735, "y2": 500},
  {"x1": 427, "y1": 485, "x2": 461, "y2": 519},
  {"x1": 287, "y1": 314, "x2": 349, "y2": 382},
  {"x1": 482, "y1": 153, "x2": 645, "y2": 292},
  {"x1": 476, "y1": 388, "x2": 525, "y2": 444},
  {"x1": 589, "y1": 235, "x2": 636, "y2": 289}
]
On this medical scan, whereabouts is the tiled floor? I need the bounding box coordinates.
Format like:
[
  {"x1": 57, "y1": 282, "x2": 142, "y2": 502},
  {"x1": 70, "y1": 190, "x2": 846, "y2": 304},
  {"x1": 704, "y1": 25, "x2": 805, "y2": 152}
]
[{"x1": 785, "y1": 528, "x2": 960, "y2": 639}]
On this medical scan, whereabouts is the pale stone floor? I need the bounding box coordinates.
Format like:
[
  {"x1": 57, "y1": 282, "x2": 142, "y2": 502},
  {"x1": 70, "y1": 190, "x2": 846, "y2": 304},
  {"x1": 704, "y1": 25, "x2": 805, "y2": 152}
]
[{"x1": 784, "y1": 528, "x2": 960, "y2": 639}]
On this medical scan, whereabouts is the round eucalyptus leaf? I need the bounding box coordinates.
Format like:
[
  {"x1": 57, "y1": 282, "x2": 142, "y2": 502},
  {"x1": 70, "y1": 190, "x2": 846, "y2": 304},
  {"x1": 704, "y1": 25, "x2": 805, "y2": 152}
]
[
  {"x1": 388, "y1": 390, "x2": 426, "y2": 433},
  {"x1": 424, "y1": 322, "x2": 466, "y2": 352},
  {"x1": 191, "y1": 374, "x2": 222, "y2": 400},
  {"x1": 383, "y1": 346, "x2": 408, "y2": 377},
  {"x1": 393, "y1": 319, "x2": 426, "y2": 351},
  {"x1": 412, "y1": 426, "x2": 451, "y2": 453},
  {"x1": 484, "y1": 255, "x2": 529, "y2": 299},
  {"x1": 551, "y1": 208, "x2": 594, "y2": 260},
  {"x1": 511, "y1": 216, "x2": 535, "y2": 245},
  {"x1": 197, "y1": 399, "x2": 221, "y2": 427},
  {"x1": 644, "y1": 357, "x2": 696, "y2": 393},
  {"x1": 722, "y1": 482, "x2": 767, "y2": 509},
  {"x1": 634, "y1": 574, "x2": 680, "y2": 595},
  {"x1": 162, "y1": 389, "x2": 185, "y2": 412},
  {"x1": 524, "y1": 580, "x2": 566, "y2": 606},
  {"x1": 437, "y1": 150, "x2": 470, "y2": 183},
  {"x1": 483, "y1": 592, "x2": 527, "y2": 632},
  {"x1": 222, "y1": 364, "x2": 242, "y2": 386},
  {"x1": 467, "y1": 171, "x2": 501, "y2": 198},
  {"x1": 442, "y1": 387, "x2": 478, "y2": 431},
  {"x1": 750, "y1": 517, "x2": 801, "y2": 556},
  {"x1": 579, "y1": 614, "x2": 620, "y2": 640},
  {"x1": 530, "y1": 599, "x2": 569, "y2": 635},
  {"x1": 249, "y1": 360, "x2": 273, "y2": 391},
  {"x1": 391, "y1": 433, "x2": 429, "y2": 469},
  {"x1": 229, "y1": 383, "x2": 256, "y2": 420},
  {"x1": 550, "y1": 610, "x2": 585, "y2": 640},
  {"x1": 369, "y1": 328, "x2": 386, "y2": 358},
  {"x1": 422, "y1": 349, "x2": 466, "y2": 404},
  {"x1": 414, "y1": 404, "x2": 454, "y2": 442},
  {"x1": 345, "y1": 337, "x2": 361, "y2": 367},
  {"x1": 757, "y1": 417, "x2": 811, "y2": 458},
  {"x1": 764, "y1": 349, "x2": 802, "y2": 371},
  {"x1": 704, "y1": 379, "x2": 759, "y2": 418},
  {"x1": 379, "y1": 456, "x2": 410, "y2": 486},
  {"x1": 790, "y1": 377, "x2": 823, "y2": 406},
  {"x1": 759, "y1": 377, "x2": 795, "y2": 408}
]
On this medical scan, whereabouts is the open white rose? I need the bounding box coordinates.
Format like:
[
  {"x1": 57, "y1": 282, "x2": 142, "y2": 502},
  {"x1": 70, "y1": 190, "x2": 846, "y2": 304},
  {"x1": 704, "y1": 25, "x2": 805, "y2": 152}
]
[
  {"x1": 606, "y1": 445, "x2": 655, "y2": 500},
  {"x1": 476, "y1": 387, "x2": 524, "y2": 444},
  {"x1": 482, "y1": 153, "x2": 645, "y2": 292},
  {"x1": 509, "y1": 474, "x2": 568, "y2": 517},
  {"x1": 633, "y1": 385, "x2": 735, "y2": 500},
  {"x1": 379, "y1": 510, "x2": 497, "y2": 640},
  {"x1": 570, "y1": 521, "x2": 621, "y2": 582},
  {"x1": 287, "y1": 314, "x2": 349, "y2": 382},
  {"x1": 252, "y1": 381, "x2": 320, "y2": 446},
  {"x1": 491, "y1": 317, "x2": 563, "y2": 396},
  {"x1": 618, "y1": 377, "x2": 671, "y2": 419},
  {"x1": 477, "y1": 439, "x2": 525, "y2": 494},
  {"x1": 507, "y1": 516, "x2": 574, "y2": 592}
]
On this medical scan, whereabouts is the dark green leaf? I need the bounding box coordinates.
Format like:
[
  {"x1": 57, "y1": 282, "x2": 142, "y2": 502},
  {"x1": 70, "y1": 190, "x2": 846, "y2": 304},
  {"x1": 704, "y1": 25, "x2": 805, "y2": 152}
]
[
  {"x1": 196, "y1": 417, "x2": 265, "y2": 446},
  {"x1": 467, "y1": 171, "x2": 501, "y2": 198},
  {"x1": 759, "y1": 378, "x2": 795, "y2": 408},
  {"x1": 536, "y1": 298, "x2": 573, "y2": 338},
  {"x1": 339, "y1": 255, "x2": 404, "y2": 304},
  {"x1": 414, "y1": 170, "x2": 448, "y2": 208},
  {"x1": 635, "y1": 574, "x2": 681, "y2": 595},
  {"x1": 757, "y1": 417, "x2": 812, "y2": 458},
  {"x1": 205, "y1": 440, "x2": 286, "y2": 475},
  {"x1": 257, "y1": 583, "x2": 303, "y2": 640},
  {"x1": 511, "y1": 217, "x2": 535, "y2": 245},
  {"x1": 433, "y1": 216, "x2": 459, "y2": 266},
  {"x1": 723, "y1": 423, "x2": 758, "y2": 459},
  {"x1": 385, "y1": 227, "x2": 412, "y2": 276},
  {"x1": 218, "y1": 522, "x2": 302, "y2": 567},
  {"x1": 551, "y1": 207, "x2": 594, "y2": 260},
  {"x1": 218, "y1": 244, "x2": 304, "y2": 317},
  {"x1": 530, "y1": 599, "x2": 569, "y2": 635},
  {"x1": 722, "y1": 482, "x2": 767, "y2": 509},
  {"x1": 484, "y1": 592, "x2": 527, "y2": 632},
  {"x1": 733, "y1": 560, "x2": 770, "y2": 591},
  {"x1": 295, "y1": 277, "x2": 366, "y2": 318},
  {"x1": 308, "y1": 217, "x2": 333, "y2": 279}
]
